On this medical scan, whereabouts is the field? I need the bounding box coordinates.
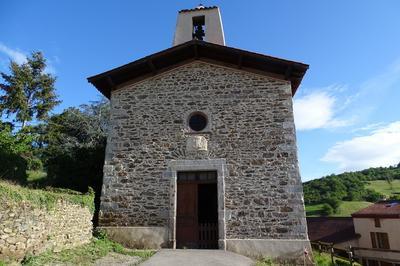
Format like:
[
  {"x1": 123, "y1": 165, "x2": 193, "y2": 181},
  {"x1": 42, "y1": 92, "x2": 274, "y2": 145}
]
[
  {"x1": 306, "y1": 201, "x2": 373, "y2": 217},
  {"x1": 306, "y1": 179, "x2": 400, "y2": 217},
  {"x1": 366, "y1": 180, "x2": 400, "y2": 197}
]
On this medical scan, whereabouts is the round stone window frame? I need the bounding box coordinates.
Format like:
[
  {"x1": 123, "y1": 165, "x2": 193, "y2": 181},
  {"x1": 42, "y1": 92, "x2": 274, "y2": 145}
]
[{"x1": 186, "y1": 111, "x2": 210, "y2": 133}]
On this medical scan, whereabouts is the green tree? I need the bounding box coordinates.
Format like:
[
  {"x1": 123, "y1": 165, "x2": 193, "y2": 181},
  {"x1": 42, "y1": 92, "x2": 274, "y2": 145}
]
[
  {"x1": 42, "y1": 98, "x2": 109, "y2": 164},
  {"x1": 324, "y1": 197, "x2": 341, "y2": 213},
  {"x1": 385, "y1": 175, "x2": 394, "y2": 190},
  {"x1": 364, "y1": 189, "x2": 383, "y2": 202},
  {"x1": 321, "y1": 203, "x2": 334, "y2": 216},
  {"x1": 0, "y1": 52, "x2": 60, "y2": 128},
  {"x1": 303, "y1": 165, "x2": 394, "y2": 205},
  {"x1": 0, "y1": 122, "x2": 32, "y2": 182},
  {"x1": 42, "y1": 99, "x2": 109, "y2": 225}
]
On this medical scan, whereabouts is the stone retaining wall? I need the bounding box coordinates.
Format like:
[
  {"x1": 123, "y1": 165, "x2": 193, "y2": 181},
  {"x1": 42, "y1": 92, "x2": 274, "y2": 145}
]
[{"x1": 0, "y1": 200, "x2": 92, "y2": 261}]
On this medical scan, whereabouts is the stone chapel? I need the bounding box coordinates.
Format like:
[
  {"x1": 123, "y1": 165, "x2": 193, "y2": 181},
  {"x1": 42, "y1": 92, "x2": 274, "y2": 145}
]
[{"x1": 88, "y1": 5, "x2": 311, "y2": 260}]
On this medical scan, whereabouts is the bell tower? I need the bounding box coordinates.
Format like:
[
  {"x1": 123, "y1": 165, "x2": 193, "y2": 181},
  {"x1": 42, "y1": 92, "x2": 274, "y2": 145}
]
[{"x1": 173, "y1": 5, "x2": 225, "y2": 46}]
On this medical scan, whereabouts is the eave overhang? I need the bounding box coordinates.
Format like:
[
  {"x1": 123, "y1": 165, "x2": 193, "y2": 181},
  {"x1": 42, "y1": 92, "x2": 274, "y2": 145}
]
[{"x1": 87, "y1": 40, "x2": 309, "y2": 99}]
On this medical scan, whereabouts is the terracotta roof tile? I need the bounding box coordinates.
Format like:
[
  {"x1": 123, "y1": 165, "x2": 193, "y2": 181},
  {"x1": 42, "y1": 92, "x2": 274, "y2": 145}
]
[
  {"x1": 352, "y1": 200, "x2": 400, "y2": 218},
  {"x1": 179, "y1": 5, "x2": 218, "y2": 13},
  {"x1": 307, "y1": 217, "x2": 358, "y2": 244}
]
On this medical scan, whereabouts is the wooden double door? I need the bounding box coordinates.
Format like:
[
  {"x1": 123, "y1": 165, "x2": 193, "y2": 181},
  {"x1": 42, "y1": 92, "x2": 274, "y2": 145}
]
[{"x1": 176, "y1": 171, "x2": 218, "y2": 249}]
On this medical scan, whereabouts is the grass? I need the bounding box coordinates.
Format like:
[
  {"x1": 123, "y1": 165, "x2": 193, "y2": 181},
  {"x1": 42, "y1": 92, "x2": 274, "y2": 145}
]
[
  {"x1": 314, "y1": 251, "x2": 361, "y2": 266},
  {"x1": 21, "y1": 235, "x2": 155, "y2": 266},
  {"x1": 366, "y1": 180, "x2": 400, "y2": 197},
  {"x1": 306, "y1": 201, "x2": 373, "y2": 217},
  {"x1": 255, "y1": 252, "x2": 324, "y2": 266},
  {"x1": 313, "y1": 251, "x2": 333, "y2": 266},
  {"x1": 26, "y1": 170, "x2": 47, "y2": 183},
  {"x1": 255, "y1": 251, "x2": 360, "y2": 266},
  {"x1": 336, "y1": 201, "x2": 373, "y2": 216},
  {"x1": 255, "y1": 257, "x2": 274, "y2": 266},
  {"x1": 0, "y1": 179, "x2": 95, "y2": 213},
  {"x1": 305, "y1": 203, "x2": 326, "y2": 216}
]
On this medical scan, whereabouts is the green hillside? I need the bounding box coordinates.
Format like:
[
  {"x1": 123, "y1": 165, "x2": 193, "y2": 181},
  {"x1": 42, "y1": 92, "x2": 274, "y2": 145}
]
[
  {"x1": 304, "y1": 165, "x2": 400, "y2": 204},
  {"x1": 366, "y1": 180, "x2": 400, "y2": 198},
  {"x1": 303, "y1": 164, "x2": 400, "y2": 217},
  {"x1": 306, "y1": 201, "x2": 373, "y2": 217}
]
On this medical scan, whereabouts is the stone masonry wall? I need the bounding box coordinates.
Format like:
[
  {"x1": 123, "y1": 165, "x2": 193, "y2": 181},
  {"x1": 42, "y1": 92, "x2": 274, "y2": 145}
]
[
  {"x1": 0, "y1": 200, "x2": 92, "y2": 260},
  {"x1": 100, "y1": 61, "x2": 308, "y2": 240}
]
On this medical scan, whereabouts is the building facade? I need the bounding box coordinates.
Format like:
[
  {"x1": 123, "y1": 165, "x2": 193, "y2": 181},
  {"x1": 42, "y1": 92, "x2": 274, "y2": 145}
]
[
  {"x1": 307, "y1": 217, "x2": 359, "y2": 250},
  {"x1": 352, "y1": 200, "x2": 400, "y2": 266},
  {"x1": 88, "y1": 6, "x2": 310, "y2": 260}
]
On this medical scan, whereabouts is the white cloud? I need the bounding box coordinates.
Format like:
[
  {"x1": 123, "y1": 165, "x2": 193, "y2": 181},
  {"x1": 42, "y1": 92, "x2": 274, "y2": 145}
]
[
  {"x1": 322, "y1": 121, "x2": 400, "y2": 171},
  {"x1": 0, "y1": 43, "x2": 56, "y2": 74},
  {"x1": 350, "y1": 122, "x2": 385, "y2": 134},
  {"x1": 0, "y1": 43, "x2": 27, "y2": 64},
  {"x1": 294, "y1": 59, "x2": 400, "y2": 132},
  {"x1": 293, "y1": 90, "x2": 351, "y2": 130}
]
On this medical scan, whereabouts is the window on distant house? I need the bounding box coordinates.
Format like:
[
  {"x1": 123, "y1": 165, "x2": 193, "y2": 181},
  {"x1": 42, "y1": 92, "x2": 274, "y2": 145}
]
[
  {"x1": 374, "y1": 218, "x2": 381, "y2": 227},
  {"x1": 370, "y1": 232, "x2": 390, "y2": 249}
]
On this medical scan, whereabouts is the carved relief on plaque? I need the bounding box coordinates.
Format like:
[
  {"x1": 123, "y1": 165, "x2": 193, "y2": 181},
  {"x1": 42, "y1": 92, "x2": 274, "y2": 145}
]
[{"x1": 186, "y1": 135, "x2": 208, "y2": 152}]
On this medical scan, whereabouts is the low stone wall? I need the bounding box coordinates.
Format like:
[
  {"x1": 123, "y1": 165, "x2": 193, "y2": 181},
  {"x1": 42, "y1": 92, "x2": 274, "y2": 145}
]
[
  {"x1": 226, "y1": 239, "x2": 312, "y2": 260},
  {"x1": 0, "y1": 200, "x2": 92, "y2": 260},
  {"x1": 100, "y1": 226, "x2": 169, "y2": 249}
]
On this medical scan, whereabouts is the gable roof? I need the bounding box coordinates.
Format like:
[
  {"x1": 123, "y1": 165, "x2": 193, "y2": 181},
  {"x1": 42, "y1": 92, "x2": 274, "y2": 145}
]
[
  {"x1": 352, "y1": 200, "x2": 400, "y2": 218},
  {"x1": 307, "y1": 217, "x2": 359, "y2": 244},
  {"x1": 87, "y1": 40, "x2": 309, "y2": 99}
]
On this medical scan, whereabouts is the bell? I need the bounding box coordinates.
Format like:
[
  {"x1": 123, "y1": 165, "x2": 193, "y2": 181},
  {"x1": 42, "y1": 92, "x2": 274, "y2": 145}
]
[{"x1": 193, "y1": 25, "x2": 205, "y2": 40}]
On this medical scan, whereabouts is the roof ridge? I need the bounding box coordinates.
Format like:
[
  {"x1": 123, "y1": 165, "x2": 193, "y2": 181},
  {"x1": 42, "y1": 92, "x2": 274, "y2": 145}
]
[{"x1": 179, "y1": 5, "x2": 218, "y2": 13}]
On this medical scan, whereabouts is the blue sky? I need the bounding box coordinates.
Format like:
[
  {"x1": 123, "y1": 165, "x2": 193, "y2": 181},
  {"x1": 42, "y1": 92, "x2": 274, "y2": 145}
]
[{"x1": 1, "y1": 1, "x2": 400, "y2": 181}]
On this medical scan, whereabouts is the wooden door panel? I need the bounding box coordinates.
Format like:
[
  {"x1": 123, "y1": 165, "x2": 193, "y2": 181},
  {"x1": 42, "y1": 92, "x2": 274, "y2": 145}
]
[{"x1": 176, "y1": 183, "x2": 198, "y2": 248}]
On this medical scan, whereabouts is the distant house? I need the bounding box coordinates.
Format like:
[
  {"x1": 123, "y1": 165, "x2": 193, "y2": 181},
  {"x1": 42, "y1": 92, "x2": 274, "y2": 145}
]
[
  {"x1": 307, "y1": 201, "x2": 400, "y2": 265},
  {"x1": 307, "y1": 217, "x2": 359, "y2": 250},
  {"x1": 352, "y1": 200, "x2": 400, "y2": 266}
]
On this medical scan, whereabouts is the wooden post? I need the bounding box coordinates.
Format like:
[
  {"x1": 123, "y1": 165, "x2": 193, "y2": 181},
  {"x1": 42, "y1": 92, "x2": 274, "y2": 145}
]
[
  {"x1": 330, "y1": 245, "x2": 334, "y2": 265},
  {"x1": 348, "y1": 245, "x2": 353, "y2": 266}
]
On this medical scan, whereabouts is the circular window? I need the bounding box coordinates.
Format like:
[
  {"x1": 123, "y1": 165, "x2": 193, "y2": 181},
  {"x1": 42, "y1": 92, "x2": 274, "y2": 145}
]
[{"x1": 188, "y1": 112, "x2": 208, "y2": 131}]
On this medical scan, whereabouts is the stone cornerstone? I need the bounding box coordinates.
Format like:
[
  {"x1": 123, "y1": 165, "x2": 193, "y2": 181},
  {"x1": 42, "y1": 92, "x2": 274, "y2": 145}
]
[{"x1": 99, "y1": 61, "x2": 310, "y2": 259}]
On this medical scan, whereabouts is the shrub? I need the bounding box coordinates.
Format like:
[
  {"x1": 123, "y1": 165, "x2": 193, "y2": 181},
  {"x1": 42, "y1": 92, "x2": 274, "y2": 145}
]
[
  {"x1": 364, "y1": 189, "x2": 384, "y2": 202},
  {"x1": 27, "y1": 157, "x2": 43, "y2": 171},
  {"x1": 0, "y1": 125, "x2": 31, "y2": 183},
  {"x1": 324, "y1": 197, "x2": 341, "y2": 213},
  {"x1": 321, "y1": 203, "x2": 334, "y2": 216}
]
